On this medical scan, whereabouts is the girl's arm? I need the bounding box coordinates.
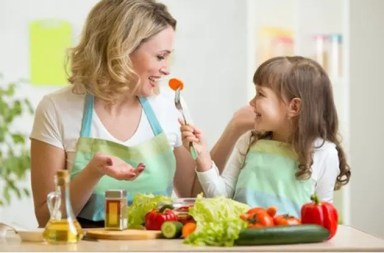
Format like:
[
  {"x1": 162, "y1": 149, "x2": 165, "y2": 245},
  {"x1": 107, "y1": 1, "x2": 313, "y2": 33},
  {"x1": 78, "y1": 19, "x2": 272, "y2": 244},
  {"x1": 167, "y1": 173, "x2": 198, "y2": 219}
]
[
  {"x1": 179, "y1": 120, "x2": 250, "y2": 197},
  {"x1": 313, "y1": 142, "x2": 340, "y2": 202},
  {"x1": 196, "y1": 131, "x2": 250, "y2": 197}
]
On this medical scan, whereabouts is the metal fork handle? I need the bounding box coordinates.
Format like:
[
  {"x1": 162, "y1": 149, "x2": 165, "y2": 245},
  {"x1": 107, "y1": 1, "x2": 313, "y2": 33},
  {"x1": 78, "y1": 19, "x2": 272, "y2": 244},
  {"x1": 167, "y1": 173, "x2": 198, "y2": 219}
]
[
  {"x1": 178, "y1": 109, "x2": 188, "y2": 125},
  {"x1": 175, "y1": 91, "x2": 198, "y2": 160},
  {"x1": 180, "y1": 115, "x2": 198, "y2": 160}
]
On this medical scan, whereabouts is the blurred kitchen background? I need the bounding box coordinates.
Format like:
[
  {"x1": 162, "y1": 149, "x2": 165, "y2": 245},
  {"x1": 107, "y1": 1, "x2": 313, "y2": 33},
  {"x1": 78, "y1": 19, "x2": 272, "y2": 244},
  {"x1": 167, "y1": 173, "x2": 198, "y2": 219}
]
[{"x1": 0, "y1": 0, "x2": 383, "y2": 238}]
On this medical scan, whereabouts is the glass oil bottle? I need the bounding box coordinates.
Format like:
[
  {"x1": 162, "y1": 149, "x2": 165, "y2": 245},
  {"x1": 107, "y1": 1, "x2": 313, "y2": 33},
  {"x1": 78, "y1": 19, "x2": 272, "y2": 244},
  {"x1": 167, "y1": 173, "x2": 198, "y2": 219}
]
[{"x1": 43, "y1": 170, "x2": 83, "y2": 243}]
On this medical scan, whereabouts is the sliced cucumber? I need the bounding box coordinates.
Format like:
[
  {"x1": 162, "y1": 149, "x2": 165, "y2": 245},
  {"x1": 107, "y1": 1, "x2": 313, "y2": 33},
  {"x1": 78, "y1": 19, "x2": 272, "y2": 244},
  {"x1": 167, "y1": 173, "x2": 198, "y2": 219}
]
[
  {"x1": 235, "y1": 224, "x2": 329, "y2": 245},
  {"x1": 161, "y1": 221, "x2": 183, "y2": 239}
]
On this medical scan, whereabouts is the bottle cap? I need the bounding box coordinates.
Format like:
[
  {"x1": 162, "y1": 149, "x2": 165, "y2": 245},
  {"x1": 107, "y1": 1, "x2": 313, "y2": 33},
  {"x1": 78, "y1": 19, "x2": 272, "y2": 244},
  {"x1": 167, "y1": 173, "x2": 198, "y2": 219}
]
[
  {"x1": 105, "y1": 190, "x2": 127, "y2": 198},
  {"x1": 56, "y1": 170, "x2": 69, "y2": 185}
]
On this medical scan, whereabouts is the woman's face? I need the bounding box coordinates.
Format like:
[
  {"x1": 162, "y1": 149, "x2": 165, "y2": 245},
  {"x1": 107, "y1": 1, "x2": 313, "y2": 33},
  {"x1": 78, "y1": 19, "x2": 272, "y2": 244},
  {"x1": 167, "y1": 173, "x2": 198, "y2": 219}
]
[
  {"x1": 130, "y1": 26, "x2": 175, "y2": 97},
  {"x1": 250, "y1": 85, "x2": 291, "y2": 141}
]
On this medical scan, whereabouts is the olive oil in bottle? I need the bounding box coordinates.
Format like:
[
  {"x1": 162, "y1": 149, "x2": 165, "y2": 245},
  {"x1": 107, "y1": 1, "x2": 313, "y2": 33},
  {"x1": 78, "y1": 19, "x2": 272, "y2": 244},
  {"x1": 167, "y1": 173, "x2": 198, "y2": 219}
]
[
  {"x1": 43, "y1": 170, "x2": 83, "y2": 243},
  {"x1": 43, "y1": 219, "x2": 83, "y2": 243}
]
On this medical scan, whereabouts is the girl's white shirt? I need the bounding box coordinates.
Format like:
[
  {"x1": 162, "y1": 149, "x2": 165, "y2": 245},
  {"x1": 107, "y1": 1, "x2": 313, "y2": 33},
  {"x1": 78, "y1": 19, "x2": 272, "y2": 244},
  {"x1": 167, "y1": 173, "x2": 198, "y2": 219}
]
[
  {"x1": 30, "y1": 85, "x2": 189, "y2": 171},
  {"x1": 196, "y1": 131, "x2": 340, "y2": 203}
]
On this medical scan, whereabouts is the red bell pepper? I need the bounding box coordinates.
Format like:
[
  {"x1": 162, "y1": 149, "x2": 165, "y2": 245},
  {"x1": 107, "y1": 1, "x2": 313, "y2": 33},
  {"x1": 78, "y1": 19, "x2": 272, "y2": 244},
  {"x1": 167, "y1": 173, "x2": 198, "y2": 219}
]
[
  {"x1": 144, "y1": 204, "x2": 178, "y2": 230},
  {"x1": 301, "y1": 194, "x2": 338, "y2": 239}
]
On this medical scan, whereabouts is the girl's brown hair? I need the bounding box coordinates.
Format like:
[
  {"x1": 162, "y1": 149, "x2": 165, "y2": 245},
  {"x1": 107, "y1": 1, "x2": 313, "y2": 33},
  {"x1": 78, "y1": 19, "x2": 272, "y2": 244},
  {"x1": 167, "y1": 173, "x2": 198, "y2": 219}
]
[
  {"x1": 67, "y1": 0, "x2": 176, "y2": 103},
  {"x1": 251, "y1": 56, "x2": 350, "y2": 190}
]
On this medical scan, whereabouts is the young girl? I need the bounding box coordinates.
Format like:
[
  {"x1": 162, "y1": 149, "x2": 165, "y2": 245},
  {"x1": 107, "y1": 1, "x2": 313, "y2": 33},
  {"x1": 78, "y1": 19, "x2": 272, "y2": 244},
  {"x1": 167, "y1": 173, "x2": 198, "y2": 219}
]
[{"x1": 180, "y1": 56, "x2": 351, "y2": 217}]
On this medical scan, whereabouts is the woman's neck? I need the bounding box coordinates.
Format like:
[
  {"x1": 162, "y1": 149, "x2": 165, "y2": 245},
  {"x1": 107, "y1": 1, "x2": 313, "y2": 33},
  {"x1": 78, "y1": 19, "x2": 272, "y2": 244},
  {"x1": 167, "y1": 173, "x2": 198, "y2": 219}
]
[{"x1": 95, "y1": 94, "x2": 139, "y2": 117}]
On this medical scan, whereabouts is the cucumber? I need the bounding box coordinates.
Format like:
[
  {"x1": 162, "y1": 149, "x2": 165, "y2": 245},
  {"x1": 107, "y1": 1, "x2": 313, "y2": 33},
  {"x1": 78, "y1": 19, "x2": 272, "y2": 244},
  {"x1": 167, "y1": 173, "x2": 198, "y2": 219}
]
[
  {"x1": 161, "y1": 221, "x2": 183, "y2": 239},
  {"x1": 235, "y1": 224, "x2": 329, "y2": 245}
]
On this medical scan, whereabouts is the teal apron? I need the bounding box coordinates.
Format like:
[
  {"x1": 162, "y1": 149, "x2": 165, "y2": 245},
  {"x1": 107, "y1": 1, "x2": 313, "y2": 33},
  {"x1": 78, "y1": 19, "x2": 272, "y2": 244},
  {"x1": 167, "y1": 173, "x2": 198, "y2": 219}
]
[
  {"x1": 233, "y1": 139, "x2": 313, "y2": 218},
  {"x1": 71, "y1": 95, "x2": 176, "y2": 221}
]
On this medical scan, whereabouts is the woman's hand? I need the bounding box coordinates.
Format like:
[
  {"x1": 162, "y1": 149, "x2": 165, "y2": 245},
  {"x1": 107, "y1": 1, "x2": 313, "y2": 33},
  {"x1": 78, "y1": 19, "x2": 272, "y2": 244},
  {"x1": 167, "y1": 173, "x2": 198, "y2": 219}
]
[
  {"x1": 89, "y1": 153, "x2": 145, "y2": 180},
  {"x1": 229, "y1": 105, "x2": 255, "y2": 135}
]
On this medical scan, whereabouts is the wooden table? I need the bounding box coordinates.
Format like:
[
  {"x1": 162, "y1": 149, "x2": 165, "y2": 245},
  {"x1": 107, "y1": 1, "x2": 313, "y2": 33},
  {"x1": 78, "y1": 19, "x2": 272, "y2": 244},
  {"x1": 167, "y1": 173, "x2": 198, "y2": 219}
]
[{"x1": 1, "y1": 225, "x2": 384, "y2": 252}]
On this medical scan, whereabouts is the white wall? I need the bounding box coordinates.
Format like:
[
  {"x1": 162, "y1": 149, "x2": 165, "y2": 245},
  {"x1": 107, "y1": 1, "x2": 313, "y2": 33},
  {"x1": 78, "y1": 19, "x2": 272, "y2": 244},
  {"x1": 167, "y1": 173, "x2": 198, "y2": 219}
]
[
  {"x1": 0, "y1": 0, "x2": 248, "y2": 228},
  {"x1": 349, "y1": 0, "x2": 384, "y2": 238}
]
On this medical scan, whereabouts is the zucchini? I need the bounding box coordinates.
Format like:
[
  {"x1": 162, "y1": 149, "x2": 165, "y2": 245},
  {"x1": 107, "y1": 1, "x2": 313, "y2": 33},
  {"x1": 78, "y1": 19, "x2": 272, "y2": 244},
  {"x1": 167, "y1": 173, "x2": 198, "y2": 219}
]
[
  {"x1": 161, "y1": 221, "x2": 183, "y2": 239},
  {"x1": 235, "y1": 224, "x2": 329, "y2": 245}
]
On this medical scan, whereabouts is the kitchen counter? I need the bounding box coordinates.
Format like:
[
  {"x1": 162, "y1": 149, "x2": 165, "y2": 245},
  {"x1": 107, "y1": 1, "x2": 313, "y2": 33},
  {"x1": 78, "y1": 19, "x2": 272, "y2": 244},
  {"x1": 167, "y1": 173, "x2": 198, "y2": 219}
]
[{"x1": 1, "y1": 225, "x2": 384, "y2": 252}]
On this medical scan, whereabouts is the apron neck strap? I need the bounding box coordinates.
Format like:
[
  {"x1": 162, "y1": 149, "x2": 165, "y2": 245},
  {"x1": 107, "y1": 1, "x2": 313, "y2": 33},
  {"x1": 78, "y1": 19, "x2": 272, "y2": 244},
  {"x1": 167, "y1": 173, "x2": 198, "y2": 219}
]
[
  {"x1": 138, "y1": 97, "x2": 162, "y2": 135},
  {"x1": 80, "y1": 94, "x2": 94, "y2": 137}
]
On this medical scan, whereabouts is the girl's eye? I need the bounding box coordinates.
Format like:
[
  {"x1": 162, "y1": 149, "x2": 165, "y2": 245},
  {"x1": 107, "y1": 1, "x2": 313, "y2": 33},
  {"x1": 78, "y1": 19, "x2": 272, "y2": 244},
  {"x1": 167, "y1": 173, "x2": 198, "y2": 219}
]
[{"x1": 256, "y1": 91, "x2": 264, "y2": 97}]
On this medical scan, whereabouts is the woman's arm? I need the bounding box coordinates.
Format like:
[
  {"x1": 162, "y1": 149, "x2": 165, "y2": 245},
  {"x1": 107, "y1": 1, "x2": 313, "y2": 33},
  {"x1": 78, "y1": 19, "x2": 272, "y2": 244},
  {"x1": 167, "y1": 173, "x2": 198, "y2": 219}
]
[
  {"x1": 173, "y1": 146, "x2": 203, "y2": 197},
  {"x1": 31, "y1": 140, "x2": 67, "y2": 227},
  {"x1": 31, "y1": 139, "x2": 104, "y2": 227},
  {"x1": 31, "y1": 139, "x2": 143, "y2": 227},
  {"x1": 210, "y1": 105, "x2": 254, "y2": 172}
]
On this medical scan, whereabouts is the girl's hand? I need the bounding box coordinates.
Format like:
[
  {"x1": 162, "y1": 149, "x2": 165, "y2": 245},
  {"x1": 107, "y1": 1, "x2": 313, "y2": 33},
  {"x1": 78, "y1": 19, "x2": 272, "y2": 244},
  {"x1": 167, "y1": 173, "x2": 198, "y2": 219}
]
[
  {"x1": 89, "y1": 153, "x2": 145, "y2": 180},
  {"x1": 178, "y1": 118, "x2": 208, "y2": 154},
  {"x1": 178, "y1": 118, "x2": 212, "y2": 171}
]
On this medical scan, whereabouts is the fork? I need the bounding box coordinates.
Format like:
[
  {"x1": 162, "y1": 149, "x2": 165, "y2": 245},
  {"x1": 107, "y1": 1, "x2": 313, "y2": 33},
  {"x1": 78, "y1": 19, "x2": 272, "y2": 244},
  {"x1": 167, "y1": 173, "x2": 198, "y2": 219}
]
[{"x1": 174, "y1": 88, "x2": 198, "y2": 160}]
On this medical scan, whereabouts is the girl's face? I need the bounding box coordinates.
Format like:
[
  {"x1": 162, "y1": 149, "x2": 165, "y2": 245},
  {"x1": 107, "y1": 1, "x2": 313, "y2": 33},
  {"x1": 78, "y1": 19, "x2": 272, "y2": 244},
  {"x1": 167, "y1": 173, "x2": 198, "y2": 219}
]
[
  {"x1": 130, "y1": 26, "x2": 175, "y2": 97},
  {"x1": 250, "y1": 85, "x2": 292, "y2": 142}
]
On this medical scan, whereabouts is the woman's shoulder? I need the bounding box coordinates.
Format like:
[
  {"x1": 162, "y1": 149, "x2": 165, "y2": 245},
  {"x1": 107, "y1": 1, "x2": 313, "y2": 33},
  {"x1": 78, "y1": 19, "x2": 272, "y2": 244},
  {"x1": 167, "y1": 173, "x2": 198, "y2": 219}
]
[
  {"x1": 41, "y1": 85, "x2": 85, "y2": 106},
  {"x1": 36, "y1": 85, "x2": 85, "y2": 120}
]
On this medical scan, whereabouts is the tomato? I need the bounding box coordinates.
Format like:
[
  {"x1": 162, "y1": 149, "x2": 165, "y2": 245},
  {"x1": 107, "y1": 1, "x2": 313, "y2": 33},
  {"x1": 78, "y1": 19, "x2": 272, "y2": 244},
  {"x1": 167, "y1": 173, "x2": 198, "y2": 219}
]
[
  {"x1": 240, "y1": 207, "x2": 274, "y2": 228},
  {"x1": 273, "y1": 214, "x2": 301, "y2": 226}
]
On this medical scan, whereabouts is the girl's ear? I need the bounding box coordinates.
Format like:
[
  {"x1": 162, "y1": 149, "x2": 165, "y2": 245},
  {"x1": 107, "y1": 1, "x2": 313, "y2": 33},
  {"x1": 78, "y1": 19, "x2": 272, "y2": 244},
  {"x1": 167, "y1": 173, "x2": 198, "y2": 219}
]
[{"x1": 288, "y1": 97, "x2": 301, "y2": 117}]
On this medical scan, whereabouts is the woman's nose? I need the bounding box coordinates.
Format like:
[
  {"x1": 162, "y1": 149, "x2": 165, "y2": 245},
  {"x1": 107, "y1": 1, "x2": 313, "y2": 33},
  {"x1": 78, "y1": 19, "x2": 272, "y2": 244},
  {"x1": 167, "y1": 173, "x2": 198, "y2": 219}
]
[
  {"x1": 249, "y1": 97, "x2": 256, "y2": 107},
  {"x1": 160, "y1": 66, "x2": 170, "y2": 75}
]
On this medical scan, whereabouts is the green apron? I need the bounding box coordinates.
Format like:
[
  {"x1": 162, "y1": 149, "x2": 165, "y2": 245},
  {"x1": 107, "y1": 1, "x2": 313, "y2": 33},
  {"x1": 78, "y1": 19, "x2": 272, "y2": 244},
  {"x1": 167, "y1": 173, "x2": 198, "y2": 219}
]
[
  {"x1": 233, "y1": 139, "x2": 313, "y2": 218},
  {"x1": 71, "y1": 95, "x2": 176, "y2": 221}
]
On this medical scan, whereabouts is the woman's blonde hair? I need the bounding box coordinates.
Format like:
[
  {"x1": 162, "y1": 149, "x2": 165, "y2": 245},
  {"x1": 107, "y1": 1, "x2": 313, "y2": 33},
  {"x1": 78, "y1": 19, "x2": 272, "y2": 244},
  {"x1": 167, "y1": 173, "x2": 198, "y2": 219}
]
[
  {"x1": 67, "y1": 0, "x2": 176, "y2": 103},
  {"x1": 249, "y1": 56, "x2": 351, "y2": 190}
]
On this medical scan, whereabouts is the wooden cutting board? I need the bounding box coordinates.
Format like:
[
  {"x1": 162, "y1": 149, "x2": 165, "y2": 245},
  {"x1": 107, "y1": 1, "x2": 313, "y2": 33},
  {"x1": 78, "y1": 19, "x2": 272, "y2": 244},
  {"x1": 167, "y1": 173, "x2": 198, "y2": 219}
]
[{"x1": 86, "y1": 228, "x2": 162, "y2": 240}]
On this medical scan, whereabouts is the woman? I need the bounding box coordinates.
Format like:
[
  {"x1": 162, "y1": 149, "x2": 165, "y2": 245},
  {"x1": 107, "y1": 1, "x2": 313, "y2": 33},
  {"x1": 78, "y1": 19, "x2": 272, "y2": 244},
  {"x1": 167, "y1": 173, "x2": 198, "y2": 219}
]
[{"x1": 30, "y1": 0, "x2": 254, "y2": 228}]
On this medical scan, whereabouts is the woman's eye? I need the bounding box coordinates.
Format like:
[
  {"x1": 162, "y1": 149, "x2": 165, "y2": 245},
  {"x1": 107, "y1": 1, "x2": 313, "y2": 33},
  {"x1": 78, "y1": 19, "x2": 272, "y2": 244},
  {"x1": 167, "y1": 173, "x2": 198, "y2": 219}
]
[{"x1": 157, "y1": 55, "x2": 166, "y2": 61}]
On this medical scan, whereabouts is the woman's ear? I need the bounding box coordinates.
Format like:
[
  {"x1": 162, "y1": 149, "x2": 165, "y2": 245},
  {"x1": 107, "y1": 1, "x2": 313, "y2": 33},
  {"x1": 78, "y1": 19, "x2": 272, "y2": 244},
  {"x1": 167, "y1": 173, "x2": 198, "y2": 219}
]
[{"x1": 288, "y1": 98, "x2": 301, "y2": 117}]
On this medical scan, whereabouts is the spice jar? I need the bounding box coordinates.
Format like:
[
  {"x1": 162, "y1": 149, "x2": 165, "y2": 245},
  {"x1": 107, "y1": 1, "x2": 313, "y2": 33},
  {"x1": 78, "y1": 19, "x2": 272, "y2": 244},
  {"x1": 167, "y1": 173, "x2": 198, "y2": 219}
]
[{"x1": 105, "y1": 190, "x2": 128, "y2": 230}]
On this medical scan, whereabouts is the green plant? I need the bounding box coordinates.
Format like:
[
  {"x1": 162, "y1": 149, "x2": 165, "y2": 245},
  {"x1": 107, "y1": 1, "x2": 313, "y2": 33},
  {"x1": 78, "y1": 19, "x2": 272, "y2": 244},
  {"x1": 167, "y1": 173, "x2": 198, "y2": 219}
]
[{"x1": 0, "y1": 81, "x2": 34, "y2": 206}]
